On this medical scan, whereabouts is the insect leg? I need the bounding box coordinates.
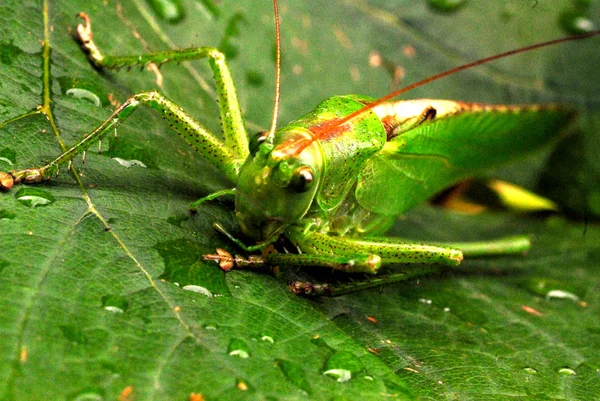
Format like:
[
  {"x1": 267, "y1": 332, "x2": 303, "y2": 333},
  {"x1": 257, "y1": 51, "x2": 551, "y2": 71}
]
[
  {"x1": 2, "y1": 92, "x2": 238, "y2": 188},
  {"x1": 431, "y1": 235, "x2": 531, "y2": 257},
  {"x1": 77, "y1": 13, "x2": 249, "y2": 161},
  {"x1": 288, "y1": 229, "x2": 464, "y2": 267},
  {"x1": 203, "y1": 247, "x2": 382, "y2": 274},
  {"x1": 190, "y1": 188, "x2": 236, "y2": 211},
  {"x1": 356, "y1": 235, "x2": 531, "y2": 257}
]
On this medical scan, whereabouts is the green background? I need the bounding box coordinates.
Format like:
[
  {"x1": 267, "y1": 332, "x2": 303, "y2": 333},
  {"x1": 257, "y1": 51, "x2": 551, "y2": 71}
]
[{"x1": 0, "y1": 0, "x2": 599, "y2": 399}]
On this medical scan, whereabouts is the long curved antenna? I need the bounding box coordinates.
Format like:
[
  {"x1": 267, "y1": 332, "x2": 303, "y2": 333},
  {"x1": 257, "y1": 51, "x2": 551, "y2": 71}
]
[
  {"x1": 281, "y1": 30, "x2": 600, "y2": 157},
  {"x1": 266, "y1": 0, "x2": 282, "y2": 143}
]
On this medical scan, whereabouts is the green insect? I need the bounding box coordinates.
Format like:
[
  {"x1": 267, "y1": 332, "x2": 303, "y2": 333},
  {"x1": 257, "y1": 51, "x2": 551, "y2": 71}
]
[{"x1": 0, "y1": 1, "x2": 597, "y2": 296}]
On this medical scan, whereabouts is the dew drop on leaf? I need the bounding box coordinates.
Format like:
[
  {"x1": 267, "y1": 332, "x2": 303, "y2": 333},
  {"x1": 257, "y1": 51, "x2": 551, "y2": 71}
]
[
  {"x1": 71, "y1": 391, "x2": 104, "y2": 401},
  {"x1": 65, "y1": 88, "x2": 102, "y2": 107},
  {"x1": 112, "y1": 157, "x2": 147, "y2": 168},
  {"x1": 228, "y1": 338, "x2": 250, "y2": 358},
  {"x1": 324, "y1": 351, "x2": 363, "y2": 382},
  {"x1": 323, "y1": 369, "x2": 352, "y2": 383},
  {"x1": 545, "y1": 289, "x2": 580, "y2": 302},
  {"x1": 558, "y1": 367, "x2": 577, "y2": 375},
  {"x1": 276, "y1": 359, "x2": 311, "y2": 394},
  {"x1": 427, "y1": 0, "x2": 467, "y2": 13},
  {"x1": 182, "y1": 284, "x2": 213, "y2": 297},
  {"x1": 194, "y1": 0, "x2": 220, "y2": 19},
  {"x1": 0, "y1": 209, "x2": 15, "y2": 220},
  {"x1": 559, "y1": 8, "x2": 597, "y2": 34},
  {"x1": 145, "y1": 0, "x2": 185, "y2": 24},
  {"x1": 0, "y1": 147, "x2": 16, "y2": 166},
  {"x1": 0, "y1": 42, "x2": 24, "y2": 66},
  {"x1": 101, "y1": 294, "x2": 129, "y2": 313},
  {"x1": 260, "y1": 334, "x2": 274, "y2": 344},
  {"x1": 15, "y1": 188, "x2": 55, "y2": 208}
]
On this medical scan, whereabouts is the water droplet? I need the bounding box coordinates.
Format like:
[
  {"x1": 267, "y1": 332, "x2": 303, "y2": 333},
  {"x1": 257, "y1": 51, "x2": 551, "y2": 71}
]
[
  {"x1": 15, "y1": 188, "x2": 55, "y2": 208},
  {"x1": 0, "y1": 258, "x2": 9, "y2": 274},
  {"x1": 559, "y1": 9, "x2": 597, "y2": 34},
  {"x1": 65, "y1": 88, "x2": 102, "y2": 108},
  {"x1": 524, "y1": 278, "x2": 582, "y2": 300},
  {"x1": 101, "y1": 294, "x2": 129, "y2": 313},
  {"x1": 558, "y1": 367, "x2": 577, "y2": 376},
  {"x1": 218, "y1": 12, "x2": 247, "y2": 60},
  {"x1": 246, "y1": 71, "x2": 265, "y2": 87},
  {"x1": 276, "y1": 359, "x2": 311, "y2": 394},
  {"x1": 418, "y1": 298, "x2": 432, "y2": 304},
  {"x1": 194, "y1": 0, "x2": 220, "y2": 19},
  {"x1": 155, "y1": 238, "x2": 230, "y2": 295},
  {"x1": 145, "y1": 0, "x2": 185, "y2": 23},
  {"x1": 323, "y1": 369, "x2": 352, "y2": 383},
  {"x1": 500, "y1": 6, "x2": 515, "y2": 22},
  {"x1": 545, "y1": 289, "x2": 580, "y2": 302},
  {"x1": 310, "y1": 336, "x2": 335, "y2": 351},
  {"x1": 523, "y1": 367, "x2": 538, "y2": 374},
  {"x1": 0, "y1": 157, "x2": 13, "y2": 166},
  {"x1": 166, "y1": 214, "x2": 189, "y2": 227},
  {"x1": 428, "y1": 0, "x2": 467, "y2": 13},
  {"x1": 260, "y1": 335, "x2": 274, "y2": 344},
  {"x1": 59, "y1": 325, "x2": 88, "y2": 344},
  {"x1": 324, "y1": 351, "x2": 363, "y2": 382},
  {"x1": 71, "y1": 391, "x2": 104, "y2": 401},
  {"x1": 0, "y1": 42, "x2": 24, "y2": 66},
  {"x1": 182, "y1": 285, "x2": 213, "y2": 297},
  {"x1": 112, "y1": 157, "x2": 147, "y2": 168},
  {"x1": 0, "y1": 147, "x2": 16, "y2": 166},
  {"x1": 228, "y1": 338, "x2": 250, "y2": 358},
  {"x1": 384, "y1": 379, "x2": 413, "y2": 397},
  {"x1": 0, "y1": 209, "x2": 15, "y2": 220}
]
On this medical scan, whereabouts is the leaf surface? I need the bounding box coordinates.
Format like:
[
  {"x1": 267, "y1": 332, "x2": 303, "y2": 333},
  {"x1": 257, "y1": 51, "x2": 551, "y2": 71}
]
[{"x1": 0, "y1": 0, "x2": 599, "y2": 400}]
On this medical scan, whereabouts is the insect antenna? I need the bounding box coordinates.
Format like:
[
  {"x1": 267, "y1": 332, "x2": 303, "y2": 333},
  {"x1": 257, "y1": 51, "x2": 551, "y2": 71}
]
[
  {"x1": 288, "y1": 29, "x2": 600, "y2": 157},
  {"x1": 266, "y1": 0, "x2": 283, "y2": 144}
]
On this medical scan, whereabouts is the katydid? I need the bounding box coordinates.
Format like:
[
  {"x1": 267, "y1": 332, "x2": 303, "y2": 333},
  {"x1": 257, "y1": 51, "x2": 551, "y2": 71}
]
[{"x1": 0, "y1": 1, "x2": 598, "y2": 297}]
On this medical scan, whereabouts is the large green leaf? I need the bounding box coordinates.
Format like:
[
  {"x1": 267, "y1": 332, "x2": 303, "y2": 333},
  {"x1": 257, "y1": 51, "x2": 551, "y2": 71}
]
[{"x1": 0, "y1": 0, "x2": 599, "y2": 400}]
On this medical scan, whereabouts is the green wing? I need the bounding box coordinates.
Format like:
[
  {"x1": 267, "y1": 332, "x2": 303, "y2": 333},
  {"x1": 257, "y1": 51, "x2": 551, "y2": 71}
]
[{"x1": 355, "y1": 101, "x2": 575, "y2": 216}]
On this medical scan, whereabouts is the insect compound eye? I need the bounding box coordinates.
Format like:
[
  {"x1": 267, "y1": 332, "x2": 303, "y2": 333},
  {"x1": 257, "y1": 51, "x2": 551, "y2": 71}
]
[
  {"x1": 289, "y1": 166, "x2": 315, "y2": 193},
  {"x1": 249, "y1": 131, "x2": 270, "y2": 155}
]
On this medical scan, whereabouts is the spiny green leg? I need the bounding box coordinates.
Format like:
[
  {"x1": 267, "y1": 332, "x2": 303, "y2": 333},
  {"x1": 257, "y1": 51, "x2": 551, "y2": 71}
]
[
  {"x1": 207, "y1": 229, "x2": 465, "y2": 274},
  {"x1": 289, "y1": 228, "x2": 464, "y2": 269},
  {"x1": 285, "y1": 233, "x2": 532, "y2": 297},
  {"x1": 438, "y1": 235, "x2": 531, "y2": 256},
  {"x1": 283, "y1": 228, "x2": 464, "y2": 296},
  {"x1": 76, "y1": 12, "x2": 249, "y2": 161},
  {"x1": 3, "y1": 92, "x2": 238, "y2": 187},
  {"x1": 366, "y1": 235, "x2": 532, "y2": 257},
  {"x1": 190, "y1": 188, "x2": 236, "y2": 211}
]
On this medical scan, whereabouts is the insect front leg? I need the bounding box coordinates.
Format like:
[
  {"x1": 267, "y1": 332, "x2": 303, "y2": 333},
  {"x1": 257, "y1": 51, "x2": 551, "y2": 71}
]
[
  {"x1": 76, "y1": 12, "x2": 249, "y2": 161},
  {"x1": 1, "y1": 92, "x2": 237, "y2": 189},
  {"x1": 1, "y1": 13, "x2": 252, "y2": 190}
]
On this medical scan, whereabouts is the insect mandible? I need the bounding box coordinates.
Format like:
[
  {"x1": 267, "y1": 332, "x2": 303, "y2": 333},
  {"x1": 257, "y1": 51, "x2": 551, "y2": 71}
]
[{"x1": 1, "y1": 0, "x2": 598, "y2": 296}]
